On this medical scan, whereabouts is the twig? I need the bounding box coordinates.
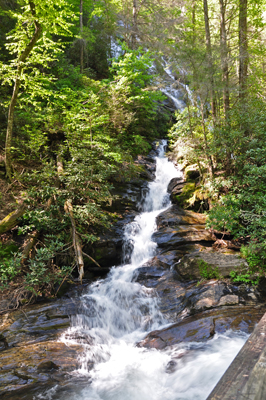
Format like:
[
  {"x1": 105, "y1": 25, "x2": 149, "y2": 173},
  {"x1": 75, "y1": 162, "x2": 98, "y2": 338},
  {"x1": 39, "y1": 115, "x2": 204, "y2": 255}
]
[
  {"x1": 4, "y1": 180, "x2": 18, "y2": 194},
  {"x1": 82, "y1": 251, "x2": 101, "y2": 268},
  {"x1": 21, "y1": 308, "x2": 29, "y2": 321},
  {"x1": 55, "y1": 263, "x2": 77, "y2": 297}
]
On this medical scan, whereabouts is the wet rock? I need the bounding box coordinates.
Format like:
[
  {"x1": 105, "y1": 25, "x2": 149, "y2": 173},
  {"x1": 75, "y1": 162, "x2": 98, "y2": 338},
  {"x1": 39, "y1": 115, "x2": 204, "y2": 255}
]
[
  {"x1": 156, "y1": 205, "x2": 207, "y2": 228},
  {"x1": 135, "y1": 155, "x2": 157, "y2": 180},
  {"x1": 175, "y1": 251, "x2": 248, "y2": 281},
  {"x1": 0, "y1": 333, "x2": 8, "y2": 349},
  {"x1": 167, "y1": 177, "x2": 184, "y2": 193},
  {"x1": 84, "y1": 152, "x2": 157, "y2": 269},
  {"x1": 170, "y1": 183, "x2": 186, "y2": 200},
  {"x1": 218, "y1": 294, "x2": 239, "y2": 306},
  {"x1": 166, "y1": 360, "x2": 178, "y2": 373},
  {"x1": 0, "y1": 295, "x2": 86, "y2": 398},
  {"x1": 37, "y1": 361, "x2": 59, "y2": 372},
  {"x1": 152, "y1": 226, "x2": 214, "y2": 248},
  {"x1": 136, "y1": 257, "x2": 262, "y2": 323},
  {"x1": 138, "y1": 306, "x2": 266, "y2": 350}
]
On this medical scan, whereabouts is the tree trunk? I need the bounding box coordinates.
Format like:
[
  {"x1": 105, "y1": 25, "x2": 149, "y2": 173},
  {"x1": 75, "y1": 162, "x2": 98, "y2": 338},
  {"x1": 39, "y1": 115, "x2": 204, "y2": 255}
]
[
  {"x1": 64, "y1": 199, "x2": 84, "y2": 283},
  {"x1": 219, "y1": 0, "x2": 230, "y2": 118},
  {"x1": 219, "y1": 0, "x2": 231, "y2": 174},
  {"x1": 200, "y1": 100, "x2": 214, "y2": 178},
  {"x1": 239, "y1": 0, "x2": 248, "y2": 99},
  {"x1": 132, "y1": 0, "x2": 137, "y2": 49},
  {"x1": 203, "y1": 0, "x2": 216, "y2": 125},
  {"x1": 5, "y1": 1, "x2": 42, "y2": 181},
  {"x1": 80, "y1": 0, "x2": 84, "y2": 73}
]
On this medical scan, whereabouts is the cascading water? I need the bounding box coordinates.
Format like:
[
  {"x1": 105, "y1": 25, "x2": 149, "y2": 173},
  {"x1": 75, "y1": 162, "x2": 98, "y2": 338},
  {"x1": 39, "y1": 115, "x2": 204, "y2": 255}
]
[{"x1": 38, "y1": 141, "x2": 248, "y2": 400}]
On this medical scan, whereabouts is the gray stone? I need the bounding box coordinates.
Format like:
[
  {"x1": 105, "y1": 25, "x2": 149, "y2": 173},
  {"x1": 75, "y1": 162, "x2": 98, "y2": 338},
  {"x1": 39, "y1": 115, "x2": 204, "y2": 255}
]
[
  {"x1": 167, "y1": 177, "x2": 184, "y2": 193},
  {"x1": 218, "y1": 294, "x2": 239, "y2": 306},
  {"x1": 175, "y1": 251, "x2": 248, "y2": 281}
]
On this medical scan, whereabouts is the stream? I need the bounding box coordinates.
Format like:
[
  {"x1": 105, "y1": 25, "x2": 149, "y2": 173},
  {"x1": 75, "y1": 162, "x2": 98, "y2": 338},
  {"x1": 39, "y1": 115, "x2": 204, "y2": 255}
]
[{"x1": 34, "y1": 140, "x2": 248, "y2": 400}]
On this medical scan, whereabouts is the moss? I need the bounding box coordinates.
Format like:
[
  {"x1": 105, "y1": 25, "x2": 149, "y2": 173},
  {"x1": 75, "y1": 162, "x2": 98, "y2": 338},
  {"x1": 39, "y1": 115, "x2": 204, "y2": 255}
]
[
  {"x1": 172, "y1": 182, "x2": 196, "y2": 208},
  {"x1": 197, "y1": 259, "x2": 221, "y2": 280}
]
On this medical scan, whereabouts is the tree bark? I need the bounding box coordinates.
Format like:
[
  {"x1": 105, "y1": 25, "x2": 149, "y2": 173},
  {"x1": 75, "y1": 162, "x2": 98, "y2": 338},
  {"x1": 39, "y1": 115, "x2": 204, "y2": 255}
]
[
  {"x1": 200, "y1": 100, "x2": 214, "y2": 178},
  {"x1": 239, "y1": 0, "x2": 248, "y2": 99},
  {"x1": 219, "y1": 0, "x2": 230, "y2": 118},
  {"x1": 132, "y1": 0, "x2": 137, "y2": 49},
  {"x1": 64, "y1": 199, "x2": 84, "y2": 283},
  {"x1": 5, "y1": 1, "x2": 42, "y2": 181},
  {"x1": 219, "y1": 0, "x2": 231, "y2": 174},
  {"x1": 203, "y1": 0, "x2": 216, "y2": 124},
  {"x1": 80, "y1": 0, "x2": 84, "y2": 73}
]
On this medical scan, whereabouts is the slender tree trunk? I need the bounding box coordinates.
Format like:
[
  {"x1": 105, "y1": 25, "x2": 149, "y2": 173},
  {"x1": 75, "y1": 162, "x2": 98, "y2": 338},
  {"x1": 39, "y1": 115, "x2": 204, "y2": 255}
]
[
  {"x1": 64, "y1": 199, "x2": 84, "y2": 283},
  {"x1": 80, "y1": 0, "x2": 84, "y2": 73},
  {"x1": 132, "y1": 0, "x2": 137, "y2": 49},
  {"x1": 239, "y1": 0, "x2": 248, "y2": 99},
  {"x1": 5, "y1": 1, "x2": 42, "y2": 181},
  {"x1": 187, "y1": 97, "x2": 194, "y2": 140},
  {"x1": 219, "y1": 0, "x2": 230, "y2": 118},
  {"x1": 203, "y1": 0, "x2": 216, "y2": 125},
  {"x1": 219, "y1": 0, "x2": 231, "y2": 174},
  {"x1": 192, "y1": 0, "x2": 196, "y2": 44},
  {"x1": 200, "y1": 100, "x2": 214, "y2": 177}
]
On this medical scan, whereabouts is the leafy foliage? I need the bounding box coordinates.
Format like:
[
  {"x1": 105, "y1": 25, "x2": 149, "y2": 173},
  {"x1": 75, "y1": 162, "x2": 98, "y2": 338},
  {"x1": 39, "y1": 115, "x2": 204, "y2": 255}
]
[
  {"x1": 198, "y1": 260, "x2": 221, "y2": 280},
  {"x1": 0, "y1": 4, "x2": 169, "y2": 298}
]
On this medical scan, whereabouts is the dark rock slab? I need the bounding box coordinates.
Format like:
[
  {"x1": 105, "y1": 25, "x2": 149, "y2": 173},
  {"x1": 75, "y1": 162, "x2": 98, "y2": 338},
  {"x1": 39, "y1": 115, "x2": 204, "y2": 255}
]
[
  {"x1": 167, "y1": 177, "x2": 184, "y2": 193},
  {"x1": 152, "y1": 226, "x2": 214, "y2": 248},
  {"x1": 138, "y1": 306, "x2": 266, "y2": 350},
  {"x1": 0, "y1": 295, "x2": 86, "y2": 398},
  {"x1": 156, "y1": 205, "x2": 207, "y2": 228}
]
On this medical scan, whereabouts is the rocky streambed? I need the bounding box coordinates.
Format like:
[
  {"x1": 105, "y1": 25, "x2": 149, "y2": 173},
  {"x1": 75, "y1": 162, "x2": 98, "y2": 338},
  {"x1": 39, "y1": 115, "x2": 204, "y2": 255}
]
[{"x1": 1, "y1": 146, "x2": 266, "y2": 399}]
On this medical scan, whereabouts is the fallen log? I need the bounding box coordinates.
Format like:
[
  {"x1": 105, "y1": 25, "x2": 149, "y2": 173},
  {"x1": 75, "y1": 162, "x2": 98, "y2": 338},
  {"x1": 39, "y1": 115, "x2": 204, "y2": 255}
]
[{"x1": 0, "y1": 204, "x2": 26, "y2": 235}]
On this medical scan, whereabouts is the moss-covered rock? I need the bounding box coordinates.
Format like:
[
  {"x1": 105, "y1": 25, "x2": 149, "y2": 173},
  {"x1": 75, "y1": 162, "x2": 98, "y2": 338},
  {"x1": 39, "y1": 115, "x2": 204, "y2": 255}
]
[
  {"x1": 170, "y1": 182, "x2": 196, "y2": 207},
  {"x1": 184, "y1": 165, "x2": 201, "y2": 181},
  {"x1": 175, "y1": 251, "x2": 248, "y2": 281}
]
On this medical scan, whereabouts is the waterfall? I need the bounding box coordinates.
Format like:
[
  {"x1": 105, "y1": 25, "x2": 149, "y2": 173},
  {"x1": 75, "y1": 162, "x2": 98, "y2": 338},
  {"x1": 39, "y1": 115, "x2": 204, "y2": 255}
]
[
  {"x1": 38, "y1": 141, "x2": 247, "y2": 400},
  {"x1": 61, "y1": 140, "x2": 181, "y2": 367}
]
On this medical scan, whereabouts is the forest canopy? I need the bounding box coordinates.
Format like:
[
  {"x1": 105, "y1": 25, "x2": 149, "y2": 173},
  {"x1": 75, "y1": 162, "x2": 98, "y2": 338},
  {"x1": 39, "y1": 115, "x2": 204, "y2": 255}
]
[{"x1": 1, "y1": 0, "x2": 266, "y2": 300}]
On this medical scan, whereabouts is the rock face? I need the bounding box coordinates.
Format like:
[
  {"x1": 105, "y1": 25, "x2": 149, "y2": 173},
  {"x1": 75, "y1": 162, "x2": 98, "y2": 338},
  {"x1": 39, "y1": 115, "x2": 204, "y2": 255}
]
[
  {"x1": 136, "y1": 261, "x2": 262, "y2": 322},
  {"x1": 138, "y1": 306, "x2": 266, "y2": 350},
  {"x1": 167, "y1": 177, "x2": 184, "y2": 194},
  {"x1": 152, "y1": 205, "x2": 214, "y2": 251},
  {"x1": 175, "y1": 251, "x2": 248, "y2": 281},
  {"x1": 136, "y1": 204, "x2": 266, "y2": 353},
  {"x1": 0, "y1": 293, "x2": 86, "y2": 399},
  {"x1": 85, "y1": 153, "x2": 158, "y2": 270},
  {"x1": 136, "y1": 257, "x2": 265, "y2": 351}
]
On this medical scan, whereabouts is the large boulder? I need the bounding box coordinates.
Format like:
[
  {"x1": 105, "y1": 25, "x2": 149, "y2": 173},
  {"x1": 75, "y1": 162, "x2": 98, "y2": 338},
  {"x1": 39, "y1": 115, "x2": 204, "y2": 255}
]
[
  {"x1": 155, "y1": 207, "x2": 208, "y2": 246},
  {"x1": 167, "y1": 177, "x2": 184, "y2": 193},
  {"x1": 156, "y1": 205, "x2": 207, "y2": 228},
  {"x1": 175, "y1": 251, "x2": 248, "y2": 281}
]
